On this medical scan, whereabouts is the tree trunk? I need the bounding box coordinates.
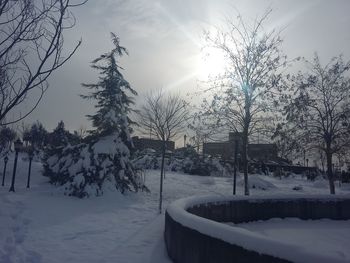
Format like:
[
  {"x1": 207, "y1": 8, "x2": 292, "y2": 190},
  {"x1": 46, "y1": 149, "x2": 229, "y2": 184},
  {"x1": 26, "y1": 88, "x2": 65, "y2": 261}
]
[
  {"x1": 233, "y1": 140, "x2": 238, "y2": 195},
  {"x1": 320, "y1": 151, "x2": 325, "y2": 173},
  {"x1": 326, "y1": 149, "x2": 335, "y2": 194},
  {"x1": 159, "y1": 142, "x2": 166, "y2": 213},
  {"x1": 242, "y1": 128, "x2": 249, "y2": 196},
  {"x1": 242, "y1": 91, "x2": 251, "y2": 196}
]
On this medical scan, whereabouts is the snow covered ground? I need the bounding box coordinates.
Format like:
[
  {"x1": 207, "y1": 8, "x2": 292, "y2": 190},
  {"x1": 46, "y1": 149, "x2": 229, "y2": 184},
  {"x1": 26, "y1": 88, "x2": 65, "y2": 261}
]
[
  {"x1": 0, "y1": 153, "x2": 350, "y2": 263},
  {"x1": 233, "y1": 218, "x2": 350, "y2": 261}
]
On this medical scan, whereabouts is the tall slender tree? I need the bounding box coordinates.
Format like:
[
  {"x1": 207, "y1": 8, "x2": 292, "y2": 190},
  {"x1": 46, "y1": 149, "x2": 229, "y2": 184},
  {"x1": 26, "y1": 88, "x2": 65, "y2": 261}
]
[
  {"x1": 80, "y1": 32, "x2": 139, "y2": 193},
  {"x1": 138, "y1": 90, "x2": 188, "y2": 213},
  {"x1": 81, "y1": 32, "x2": 137, "y2": 140},
  {"x1": 202, "y1": 10, "x2": 288, "y2": 195},
  {"x1": 43, "y1": 34, "x2": 140, "y2": 197}
]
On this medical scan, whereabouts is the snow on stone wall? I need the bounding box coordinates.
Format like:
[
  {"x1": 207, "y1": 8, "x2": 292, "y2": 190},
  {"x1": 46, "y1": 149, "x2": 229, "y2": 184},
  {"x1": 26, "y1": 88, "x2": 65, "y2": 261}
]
[{"x1": 165, "y1": 194, "x2": 350, "y2": 263}]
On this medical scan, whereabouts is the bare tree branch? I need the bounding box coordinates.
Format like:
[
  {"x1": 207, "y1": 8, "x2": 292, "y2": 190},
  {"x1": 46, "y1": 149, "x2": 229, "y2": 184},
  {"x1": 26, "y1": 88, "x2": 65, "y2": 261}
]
[{"x1": 0, "y1": 0, "x2": 87, "y2": 125}]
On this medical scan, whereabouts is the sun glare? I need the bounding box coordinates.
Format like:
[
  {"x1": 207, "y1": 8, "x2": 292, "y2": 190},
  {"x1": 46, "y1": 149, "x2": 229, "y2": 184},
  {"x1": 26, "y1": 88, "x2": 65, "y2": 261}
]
[{"x1": 197, "y1": 47, "x2": 226, "y2": 81}]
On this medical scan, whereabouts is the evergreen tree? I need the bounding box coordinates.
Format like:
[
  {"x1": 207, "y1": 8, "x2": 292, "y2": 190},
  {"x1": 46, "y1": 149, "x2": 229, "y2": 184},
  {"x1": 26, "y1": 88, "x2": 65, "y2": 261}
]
[
  {"x1": 50, "y1": 121, "x2": 69, "y2": 148},
  {"x1": 23, "y1": 121, "x2": 48, "y2": 149},
  {"x1": 0, "y1": 126, "x2": 16, "y2": 153},
  {"x1": 81, "y1": 32, "x2": 139, "y2": 192},
  {"x1": 46, "y1": 121, "x2": 80, "y2": 149},
  {"x1": 43, "y1": 34, "x2": 141, "y2": 197},
  {"x1": 81, "y1": 32, "x2": 137, "y2": 142}
]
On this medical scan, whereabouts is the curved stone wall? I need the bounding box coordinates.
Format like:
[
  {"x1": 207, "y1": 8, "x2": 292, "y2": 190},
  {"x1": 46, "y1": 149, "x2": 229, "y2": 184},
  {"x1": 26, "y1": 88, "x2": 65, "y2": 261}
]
[{"x1": 164, "y1": 195, "x2": 350, "y2": 263}]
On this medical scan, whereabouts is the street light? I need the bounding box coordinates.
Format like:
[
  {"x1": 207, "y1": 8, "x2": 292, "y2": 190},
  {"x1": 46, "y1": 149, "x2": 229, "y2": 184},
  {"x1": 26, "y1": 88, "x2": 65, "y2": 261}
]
[
  {"x1": 2, "y1": 156, "x2": 9, "y2": 186},
  {"x1": 26, "y1": 146, "x2": 34, "y2": 188},
  {"x1": 9, "y1": 139, "x2": 23, "y2": 192}
]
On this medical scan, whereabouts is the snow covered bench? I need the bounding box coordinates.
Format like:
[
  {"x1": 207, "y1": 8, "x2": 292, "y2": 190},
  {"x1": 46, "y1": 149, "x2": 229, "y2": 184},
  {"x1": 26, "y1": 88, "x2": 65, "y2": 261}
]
[{"x1": 165, "y1": 195, "x2": 350, "y2": 263}]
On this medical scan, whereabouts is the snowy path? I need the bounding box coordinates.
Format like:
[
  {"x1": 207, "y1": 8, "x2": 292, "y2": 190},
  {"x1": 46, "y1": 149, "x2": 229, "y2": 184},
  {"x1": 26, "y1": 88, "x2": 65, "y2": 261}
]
[
  {"x1": 0, "y1": 194, "x2": 41, "y2": 263},
  {"x1": 1, "y1": 154, "x2": 350, "y2": 262},
  {"x1": 109, "y1": 214, "x2": 171, "y2": 263}
]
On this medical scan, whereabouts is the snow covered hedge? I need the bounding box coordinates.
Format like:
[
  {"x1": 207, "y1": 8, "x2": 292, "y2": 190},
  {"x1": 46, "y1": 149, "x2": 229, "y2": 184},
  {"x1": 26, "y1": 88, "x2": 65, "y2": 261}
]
[
  {"x1": 43, "y1": 134, "x2": 140, "y2": 198},
  {"x1": 132, "y1": 152, "x2": 228, "y2": 177}
]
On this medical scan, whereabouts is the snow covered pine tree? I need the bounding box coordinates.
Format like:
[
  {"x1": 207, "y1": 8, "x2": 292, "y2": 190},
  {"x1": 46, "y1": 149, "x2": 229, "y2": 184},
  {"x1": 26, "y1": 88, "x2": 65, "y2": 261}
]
[{"x1": 43, "y1": 33, "x2": 140, "y2": 197}]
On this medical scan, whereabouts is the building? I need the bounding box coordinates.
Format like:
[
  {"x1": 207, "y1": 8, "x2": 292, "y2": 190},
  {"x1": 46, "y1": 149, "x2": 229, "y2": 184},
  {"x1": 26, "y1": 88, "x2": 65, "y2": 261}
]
[
  {"x1": 132, "y1": 136, "x2": 175, "y2": 153},
  {"x1": 202, "y1": 142, "x2": 232, "y2": 159},
  {"x1": 203, "y1": 132, "x2": 278, "y2": 161},
  {"x1": 248, "y1": 144, "x2": 278, "y2": 161}
]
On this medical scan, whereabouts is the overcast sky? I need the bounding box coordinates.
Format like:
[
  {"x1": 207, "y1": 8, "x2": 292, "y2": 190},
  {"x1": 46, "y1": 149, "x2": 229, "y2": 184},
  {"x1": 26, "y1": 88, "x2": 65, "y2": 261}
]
[{"x1": 19, "y1": 0, "x2": 350, "y2": 133}]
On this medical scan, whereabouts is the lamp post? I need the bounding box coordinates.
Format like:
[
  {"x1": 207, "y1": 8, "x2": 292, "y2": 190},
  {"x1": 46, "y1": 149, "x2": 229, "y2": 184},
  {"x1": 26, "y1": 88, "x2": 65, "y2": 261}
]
[
  {"x1": 2, "y1": 156, "x2": 8, "y2": 186},
  {"x1": 26, "y1": 147, "x2": 34, "y2": 188},
  {"x1": 9, "y1": 139, "x2": 23, "y2": 192}
]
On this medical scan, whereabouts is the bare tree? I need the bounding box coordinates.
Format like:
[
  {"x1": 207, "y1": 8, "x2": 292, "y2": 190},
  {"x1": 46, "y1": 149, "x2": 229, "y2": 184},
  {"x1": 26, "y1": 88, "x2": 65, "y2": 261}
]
[
  {"x1": 284, "y1": 54, "x2": 350, "y2": 194},
  {"x1": 272, "y1": 122, "x2": 300, "y2": 161},
  {"x1": 189, "y1": 113, "x2": 221, "y2": 153},
  {"x1": 138, "y1": 90, "x2": 188, "y2": 213},
  {"x1": 202, "y1": 10, "x2": 288, "y2": 195},
  {"x1": 0, "y1": 0, "x2": 87, "y2": 125}
]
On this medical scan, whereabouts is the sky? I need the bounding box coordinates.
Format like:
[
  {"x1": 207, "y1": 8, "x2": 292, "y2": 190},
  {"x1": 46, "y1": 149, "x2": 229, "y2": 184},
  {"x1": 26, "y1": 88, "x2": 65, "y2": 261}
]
[{"x1": 18, "y1": 0, "x2": 350, "y2": 135}]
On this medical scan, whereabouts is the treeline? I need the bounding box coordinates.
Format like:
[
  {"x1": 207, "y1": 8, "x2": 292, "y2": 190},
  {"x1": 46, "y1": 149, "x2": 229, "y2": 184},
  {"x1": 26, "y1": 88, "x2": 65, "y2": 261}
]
[{"x1": 0, "y1": 121, "x2": 84, "y2": 155}]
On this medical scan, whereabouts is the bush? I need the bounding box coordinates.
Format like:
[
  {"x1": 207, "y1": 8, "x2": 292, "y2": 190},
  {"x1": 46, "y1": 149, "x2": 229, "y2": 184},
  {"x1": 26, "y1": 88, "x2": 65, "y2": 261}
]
[
  {"x1": 132, "y1": 150, "x2": 226, "y2": 177},
  {"x1": 43, "y1": 135, "x2": 141, "y2": 198}
]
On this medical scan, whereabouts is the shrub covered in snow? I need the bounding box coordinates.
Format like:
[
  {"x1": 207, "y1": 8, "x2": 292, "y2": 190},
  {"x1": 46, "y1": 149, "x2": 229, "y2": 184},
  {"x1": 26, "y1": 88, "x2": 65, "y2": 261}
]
[
  {"x1": 132, "y1": 149, "x2": 227, "y2": 177},
  {"x1": 178, "y1": 156, "x2": 226, "y2": 177},
  {"x1": 43, "y1": 135, "x2": 140, "y2": 197},
  {"x1": 172, "y1": 146, "x2": 198, "y2": 159},
  {"x1": 132, "y1": 154, "x2": 160, "y2": 170}
]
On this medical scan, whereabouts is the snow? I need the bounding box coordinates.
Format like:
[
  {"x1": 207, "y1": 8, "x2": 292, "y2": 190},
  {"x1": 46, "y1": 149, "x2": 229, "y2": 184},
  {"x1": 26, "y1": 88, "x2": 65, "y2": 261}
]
[
  {"x1": 92, "y1": 134, "x2": 130, "y2": 156},
  {"x1": 167, "y1": 195, "x2": 350, "y2": 263},
  {"x1": 238, "y1": 174, "x2": 278, "y2": 190},
  {"x1": 231, "y1": 218, "x2": 350, "y2": 261},
  {"x1": 1, "y1": 153, "x2": 350, "y2": 262}
]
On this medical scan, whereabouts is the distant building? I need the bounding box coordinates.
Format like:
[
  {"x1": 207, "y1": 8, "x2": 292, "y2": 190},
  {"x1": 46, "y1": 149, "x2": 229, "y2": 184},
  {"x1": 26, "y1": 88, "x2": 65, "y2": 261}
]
[
  {"x1": 202, "y1": 142, "x2": 232, "y2": 159},
  {"x1": 132, "y1": 136, "x2": 175, "y2": 153},
  {"x1": 203, "y1": 132, "x2": 278, "y2": 161},
  {"x1": 248, "y1": 144, "x2": 278, "y2": 161}
]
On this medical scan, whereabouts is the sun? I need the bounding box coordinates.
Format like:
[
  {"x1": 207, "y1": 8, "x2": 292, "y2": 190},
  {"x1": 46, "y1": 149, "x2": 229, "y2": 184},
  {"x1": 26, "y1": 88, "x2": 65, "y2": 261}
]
[{"x1": 196, "y1": 47, "x2": 227, "y2": 81}]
